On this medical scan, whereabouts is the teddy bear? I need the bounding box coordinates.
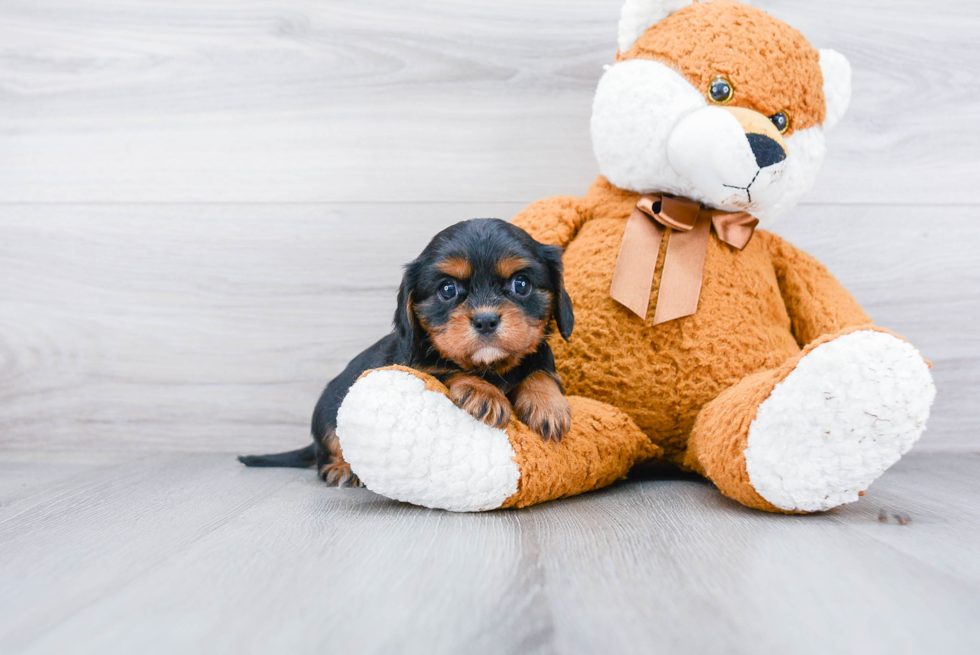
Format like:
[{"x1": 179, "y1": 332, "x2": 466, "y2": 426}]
[{"x1": 333, "y1": 0, "x2": 936, "y2": 513}]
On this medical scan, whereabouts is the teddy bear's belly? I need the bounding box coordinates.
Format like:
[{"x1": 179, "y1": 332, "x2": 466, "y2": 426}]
[{"x1": 553, "y1": 217, "x2": 801, "y2": 463}]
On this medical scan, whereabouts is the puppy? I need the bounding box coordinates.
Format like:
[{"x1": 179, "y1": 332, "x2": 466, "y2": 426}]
[{"x1": 240, "y1": 218, "x2": 575, "y2": 487}]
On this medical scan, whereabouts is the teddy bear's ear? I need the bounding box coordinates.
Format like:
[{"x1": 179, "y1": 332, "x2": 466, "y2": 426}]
[
  {"x1": 617, "y1": 0, "x2": 696, "y2": 53},
  {"x1": 819, "y1": 49, "x2": 852, "y2": 131}
]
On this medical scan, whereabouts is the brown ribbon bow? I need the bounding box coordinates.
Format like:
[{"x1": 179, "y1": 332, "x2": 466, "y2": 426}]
[{"x1": 609, "y1": 194, "x2": 759, "y2": 325}]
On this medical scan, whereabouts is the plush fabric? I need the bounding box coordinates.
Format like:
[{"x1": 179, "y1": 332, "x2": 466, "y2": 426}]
[
  {"x1": 501, "y1": 395, "x2": 660, "y2": 508},
  {"x1": 515, "y1": 176, "x2": 869, "y2": 464},
  {"x1": 622, "y1": 1, "x2": 827, "y2": 134},
  {"x1": 337, "y1": 366, "x2": 659, "y2": 511},
  {"x1": 591, "y1": 4, "x2": 849, "y2": 223},
  {"x1": 337, "y1": 366, "x2": 521, "y2": 512},
  {"x1": 685, "y1": 326, "x2": 931, "y2": 513},
  {"x1": 336, "y1": 0, "x2": 935, "y2": 513}
]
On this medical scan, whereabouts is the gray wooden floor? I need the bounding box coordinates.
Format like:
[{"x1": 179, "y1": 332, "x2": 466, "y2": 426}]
[
  {"x1": 1, "y1": 452, "x2": 978, "y2": 654},
  {"x1": 1, "y1": 0, "x2": 979, "y2": 653}
]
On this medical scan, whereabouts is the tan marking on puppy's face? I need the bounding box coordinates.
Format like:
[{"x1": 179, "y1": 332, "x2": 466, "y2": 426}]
[
  {"x1": 619, "y1": 1, "x2": 825, "y2": 134},
  {"x1": 422, "y1": 308, "x2": 479, "y2": 367},
  {"x1": 492, "y1": 303, "x2": 547, "y2": 371},
  {"x1": 436, "y1": 256, "x2": 472, "y2": 280},
  {"x1": 512, "y1": 370, "x2": 571, "y2": 442},
  {"x1": 424, "y1": 298, "x2": 549, "y2": 372},
  {"x1": 496, "y1": 256, "x2": 530, "y2": 279}
]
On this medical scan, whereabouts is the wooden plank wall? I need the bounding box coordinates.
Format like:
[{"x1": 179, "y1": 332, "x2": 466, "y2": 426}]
[{"x1": 1, "y1": 0, "x2": 977, "y2": 453}]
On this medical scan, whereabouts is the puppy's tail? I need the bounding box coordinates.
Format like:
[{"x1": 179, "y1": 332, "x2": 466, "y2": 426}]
[{"x1": 238, "y1": 444, "x2": 316, "y2": 469}]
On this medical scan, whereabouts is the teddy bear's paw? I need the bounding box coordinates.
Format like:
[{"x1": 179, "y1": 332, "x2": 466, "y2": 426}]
[
  {"x1": 335, "y1": 368, "x2": 521, "y2": 512},
  {"x1": 744, "y1": 330, "x2": 935, "y2": 513}
]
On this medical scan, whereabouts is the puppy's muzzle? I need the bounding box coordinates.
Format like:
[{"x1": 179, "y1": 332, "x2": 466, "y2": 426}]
[{"x1": 471, "y1": 311, "x2": 501, "y2": 336}]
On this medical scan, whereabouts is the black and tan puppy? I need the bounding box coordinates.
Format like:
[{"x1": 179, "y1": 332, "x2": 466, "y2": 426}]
[{"x1": 240, "y1": 218, "x2": 574, "y2": 487}]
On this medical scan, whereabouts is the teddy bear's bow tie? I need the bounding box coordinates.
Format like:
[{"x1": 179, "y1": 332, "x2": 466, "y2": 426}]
[{"x1": 609, "y1": 194, "x2": 759, "y2": 325}]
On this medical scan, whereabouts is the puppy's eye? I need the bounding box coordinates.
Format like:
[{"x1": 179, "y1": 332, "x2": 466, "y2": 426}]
[
  {"x1": 708, "y1": 76, "x2": 734, "y2": 105},
  {"x1": 438, "y1": 280, "x2": 458, "y2": 300},
  {"x1": 769, "y1": 111, "x2": 790, "y2": 134},
  {"x1": 511, "y1": 275, "x2": 532, "y2": 297}
]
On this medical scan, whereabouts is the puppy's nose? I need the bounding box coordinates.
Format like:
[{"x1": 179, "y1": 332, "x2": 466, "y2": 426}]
[
  {"x1": 471, "y1": 312, "x2": 500, "y2": 335},
  {"x1": 746, "y1": 133, "x2": 787, "y2": 169}
]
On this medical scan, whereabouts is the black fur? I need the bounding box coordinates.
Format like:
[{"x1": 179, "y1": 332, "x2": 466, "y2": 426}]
[
  {"x1": 237, "y1": 445, "x2": 315, "y2": 468},
  {"x1": 239, "y1": 218, "x2": 573, "y2": 475}
]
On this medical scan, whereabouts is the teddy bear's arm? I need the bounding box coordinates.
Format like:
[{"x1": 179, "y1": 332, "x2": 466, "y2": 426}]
[
  {"x1": 511, "y1": 196, "x2": 589, "y2": 248},
  {"x1": 763, "y1": 231, "x2": 872, "y2": 347}
]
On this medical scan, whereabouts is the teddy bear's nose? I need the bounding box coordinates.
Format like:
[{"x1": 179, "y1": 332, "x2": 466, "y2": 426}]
[
  {"x1": 722, "y1": 106, "x2": 789, "y2": 169},
  {"x1": 747, "y1": 133, "x2": 788, "y2": 169}
]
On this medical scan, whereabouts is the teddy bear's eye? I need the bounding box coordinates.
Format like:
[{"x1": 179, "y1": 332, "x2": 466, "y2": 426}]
[
  {"x1": 770, "y1": 111, "x2": 790, "y2": 134},
  {"x1": 708, "y1": 76, "x2": 734, "y2": 104}
]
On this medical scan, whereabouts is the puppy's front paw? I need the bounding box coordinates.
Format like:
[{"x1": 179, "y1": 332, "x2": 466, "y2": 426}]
[
  {"x1": 513, "y1": 371, "x2": 572, "y2": 442},
  {"x1": 447, "y1": 374, "x2": 512, "y2": 429}
]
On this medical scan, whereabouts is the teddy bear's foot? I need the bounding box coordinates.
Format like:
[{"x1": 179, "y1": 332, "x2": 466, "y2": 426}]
[
  {"x1": 746, "y1": 329, "x2": 935, "y2": 512},
  {"x1": 689, "y1": 328, "x2": 935, "y2": 513},
  {"x1": 336, "y1": 365, "x2": 659, "y2": 512}
]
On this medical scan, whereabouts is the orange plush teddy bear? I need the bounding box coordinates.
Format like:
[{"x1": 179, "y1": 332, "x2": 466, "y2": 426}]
[{"x1": 334, "y1": 0, "x2": 935, "y2": 513}]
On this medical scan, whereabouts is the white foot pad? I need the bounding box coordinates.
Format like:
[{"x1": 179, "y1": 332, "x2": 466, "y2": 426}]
[
  {"x1": 336, "y1": 369, "x2": 520, "y2": 512},
  {"x1": 745, "y1": 330, "x2": 935, "y2": 512}
]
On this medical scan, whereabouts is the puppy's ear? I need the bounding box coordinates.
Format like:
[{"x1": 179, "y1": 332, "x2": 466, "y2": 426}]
[
  {"x1": 556, "y1": 289, "x2": 575, "y2": 342},
  {"x1": 394, "y1": 262, "x2": 421, "y2": 350},
  {"x1": 540, "y1": 244, "x2": 574, "y2": 341}
]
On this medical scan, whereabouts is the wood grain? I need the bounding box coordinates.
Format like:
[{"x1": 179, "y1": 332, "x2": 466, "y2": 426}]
[
  {"x1": 0, "y1": 453, "x2": 297, "y2": 653},
  {"x1": 1, "y1": 2, "x2": 977, "y2": 652},
  {"x1": 0, "y1": 203, "x2": 975, "y2": 453},
  {"x1": 0, "y1": 0, "x2": 977, "y2": 203},
  {"x1": 526, "y1": 458, "x2": 980, "y2": 655},
  {"x1": 772, "y1": 203, "x2": 980, "y2": 451},
  {"x1": 0, "y1": 203, "x2": 518, "y2": 452},
  {"x1": 1, "y1": 0, "x2": 975, "y2": 450},
  {"x1": 0, "y1": 452, "x2": 977, "y2": 654}
]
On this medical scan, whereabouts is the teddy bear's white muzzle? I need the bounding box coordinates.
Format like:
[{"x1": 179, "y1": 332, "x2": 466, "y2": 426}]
[
  {"x1": 591, "y1": 58, "x2": 828, "y2": 225},
  {"x1": 667, "y1": 106, "x2": 789, "y2": 212}
]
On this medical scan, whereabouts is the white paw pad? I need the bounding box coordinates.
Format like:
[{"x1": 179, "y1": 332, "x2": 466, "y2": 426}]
[
  {"x1": 745, "y1": 331, "x2": 935, "y2": 512},
  {"x1": 335, "y1": 369, "x2": 520, "y2": 512}
]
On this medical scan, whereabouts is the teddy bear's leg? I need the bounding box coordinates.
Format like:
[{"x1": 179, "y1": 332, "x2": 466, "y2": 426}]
[
  {"x1": 335, "y1": 365, "x2": 660, "y2": 511},
  {"x1": 685, "y1": 327, "x2": 935, "y2": 513}
]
